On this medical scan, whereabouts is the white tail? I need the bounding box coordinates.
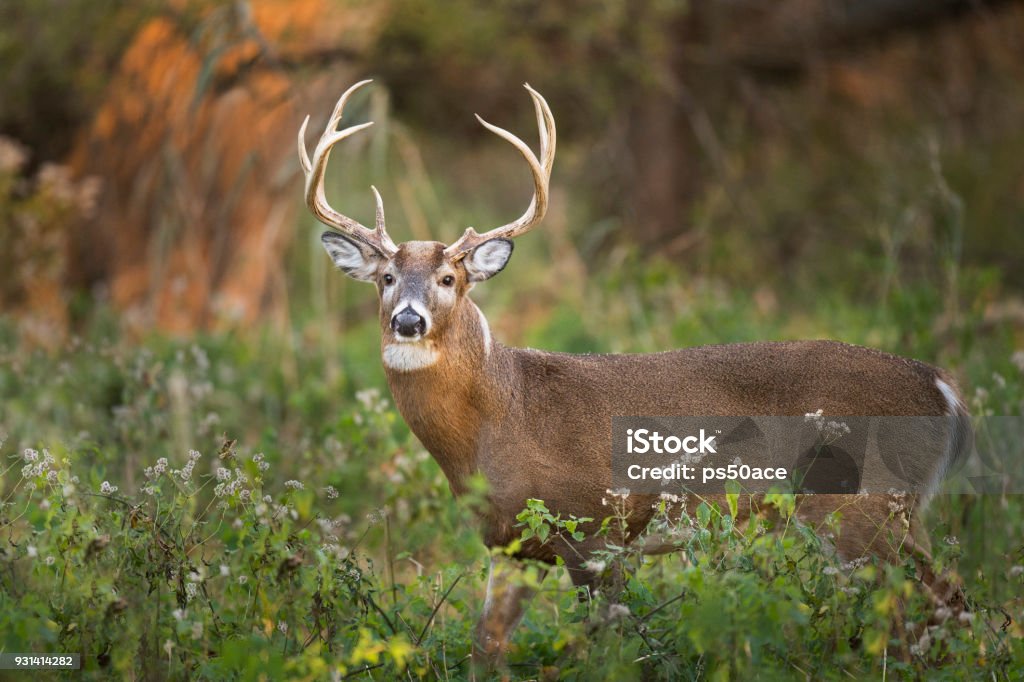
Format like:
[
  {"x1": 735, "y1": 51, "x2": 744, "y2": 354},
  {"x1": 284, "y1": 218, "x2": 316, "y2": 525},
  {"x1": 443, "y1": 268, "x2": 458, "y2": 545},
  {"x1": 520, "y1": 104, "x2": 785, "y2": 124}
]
[{"x1": 299, "y1": 81, "x2": 970, "y2": 672}]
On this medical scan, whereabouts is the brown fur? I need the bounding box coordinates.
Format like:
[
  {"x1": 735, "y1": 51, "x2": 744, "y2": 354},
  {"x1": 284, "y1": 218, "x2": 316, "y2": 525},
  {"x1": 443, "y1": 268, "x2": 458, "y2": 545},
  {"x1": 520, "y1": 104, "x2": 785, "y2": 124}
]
[{"x1": 358, "y1": 242, "x2": 969, "y2": 671}]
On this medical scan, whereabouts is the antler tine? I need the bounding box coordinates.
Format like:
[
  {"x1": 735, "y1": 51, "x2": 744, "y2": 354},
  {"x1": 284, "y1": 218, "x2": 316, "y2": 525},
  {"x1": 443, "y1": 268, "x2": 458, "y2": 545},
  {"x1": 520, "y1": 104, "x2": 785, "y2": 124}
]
[
  {"x1": 444, "y1": 84, "x2": 556, "y2": 260},
  {"x1": 297, "y1": 80, "x2": 398, "y2": 256},
  {"x1": 371, "y1": 185, "x2": 386, "y2": 232}
]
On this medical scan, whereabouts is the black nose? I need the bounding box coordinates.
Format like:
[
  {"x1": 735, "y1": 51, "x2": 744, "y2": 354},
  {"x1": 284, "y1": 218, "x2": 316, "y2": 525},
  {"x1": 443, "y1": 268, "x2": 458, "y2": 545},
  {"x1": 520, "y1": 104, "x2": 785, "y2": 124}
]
[{"x1": 391, "y1": 306, "x2": 426, "y2": 337}]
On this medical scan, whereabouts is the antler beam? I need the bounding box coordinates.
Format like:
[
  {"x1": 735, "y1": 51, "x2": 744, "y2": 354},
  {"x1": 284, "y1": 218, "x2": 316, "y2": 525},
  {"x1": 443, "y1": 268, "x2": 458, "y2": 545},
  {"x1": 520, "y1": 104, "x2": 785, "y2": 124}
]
[
  {"x1": 444, "y1": 84, "x2": 556, "y2": 260},
  {"x1": 298, "y1": 79, "x2": 397, "y2": 256}
]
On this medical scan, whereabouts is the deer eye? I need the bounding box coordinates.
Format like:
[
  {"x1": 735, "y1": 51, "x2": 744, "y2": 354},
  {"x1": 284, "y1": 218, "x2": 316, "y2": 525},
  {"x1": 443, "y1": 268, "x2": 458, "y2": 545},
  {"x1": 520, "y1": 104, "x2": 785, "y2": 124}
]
[
  {"x1": 440, "y1": 275, "x2": 455, "y2": 287},
  {"x1": 382, "y1": 274, "x2": 395, "y2": 286}
]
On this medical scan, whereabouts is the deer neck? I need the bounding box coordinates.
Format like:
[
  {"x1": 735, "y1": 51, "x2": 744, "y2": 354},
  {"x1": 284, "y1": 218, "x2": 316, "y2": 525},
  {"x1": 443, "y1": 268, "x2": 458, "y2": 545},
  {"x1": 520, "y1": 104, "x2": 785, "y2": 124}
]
[{"x1": 382, "y1": 299, "x2": 509, "y2": 495}]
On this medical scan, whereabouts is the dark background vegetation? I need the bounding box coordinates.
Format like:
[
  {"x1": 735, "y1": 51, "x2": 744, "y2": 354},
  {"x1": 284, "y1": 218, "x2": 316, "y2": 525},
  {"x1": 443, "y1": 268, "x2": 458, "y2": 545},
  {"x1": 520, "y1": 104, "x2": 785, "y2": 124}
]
[
  {"x1": 1, "y1": 1, "x2": 1023, "y2": 679},
  {"x1": 2, "y1": 0, "x2": 1024, "y2": 337}
]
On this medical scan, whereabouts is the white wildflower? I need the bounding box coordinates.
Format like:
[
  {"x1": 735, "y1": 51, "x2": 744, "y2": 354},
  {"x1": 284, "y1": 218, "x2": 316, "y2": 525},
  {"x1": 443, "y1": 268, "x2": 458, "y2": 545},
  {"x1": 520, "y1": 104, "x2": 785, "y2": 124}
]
[
  {"x1": 198, "y1": 412, "x2": 220, "y2": 435},
  {"x1": 100, "y1": 481, "x2": 118, "y2": 494},
  {"x1": 237, "y1": 575, "x2": 248, "y2": 585},
  {"x1": 172, "y1": 608, "x2": 186, "y2": 621},
  {"x1": 1011, "y1": 350, "x2": 1024, "y2": 373},
  {"x1": 284, "y1": 480, "x2": 304, "y2": 491},
  {"x1": 27, "y1": 545, "x2": 38, "y2": 558},
  {"x1": 1009, "y1": 565, "x2": 1024, "y2": 577},
  {"x1": 190, "y1": 344, "x2": 210, "y2": 372},
  {"x1": 356, "y1": 388, "x2": 378, "y2": 410},
  {"x1": 216, "y1": 467, "x2": 231, "y2": 482},
  {"x1": 23, "y1": 448, "x2": 39, "y2": 463},
  {"x1": 219, "y1": 564, "x2": 230, "y2": 577},
  {"x1": 178, "y1": 459, "x2": 196, "y2": 482},
  {"x1": 944, "y1": 535, "x2": 959, "y2": 546},
  {"x1": 824, "y1": 420, "x2": 851, "y2": 440},
  {"x1": 607, "y1": 604, "x2": 631, "y2": 621},
  {"x1": 45, "y1": 556, "x2": 55, "y2": 566},
  {"x1": 887, "y1": 488, "x2": 908, "y2": 514},
  {"x1": 277, "y1": 620, "x2": 288, "y2": 635},
  {"x1": 910, "y1": 633, "x2": 931, "y2": 656},
  {"x1": 185, "y1": 582, "x2": 198, "y2": 602},
  {"x1": 804, "y1": 409, "x2": 824, "y2": 424},
  {"x1": 325, "y1": 485, "x2": 339, "y2": 500},
  {"x1": 583, "y1": 559, "x2": 607, "y2": 574}
]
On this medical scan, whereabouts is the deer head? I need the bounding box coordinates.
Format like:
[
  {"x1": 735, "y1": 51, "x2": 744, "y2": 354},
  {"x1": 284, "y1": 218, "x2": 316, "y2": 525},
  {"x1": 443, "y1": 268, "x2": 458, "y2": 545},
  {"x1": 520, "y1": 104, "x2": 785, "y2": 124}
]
[{"x1": 298, "y1": 80, "x2": 555, "y2": 371}]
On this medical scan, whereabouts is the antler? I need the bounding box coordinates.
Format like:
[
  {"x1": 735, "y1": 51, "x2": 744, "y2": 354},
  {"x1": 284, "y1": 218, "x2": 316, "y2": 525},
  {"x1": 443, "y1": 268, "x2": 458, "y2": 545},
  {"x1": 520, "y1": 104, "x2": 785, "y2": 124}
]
[
  {"x1": 444, "y1": 84, "x2": 556, "y2": 260},
  {"x1": 298, "y1": 79, "x2": 398, "y2": 256}
]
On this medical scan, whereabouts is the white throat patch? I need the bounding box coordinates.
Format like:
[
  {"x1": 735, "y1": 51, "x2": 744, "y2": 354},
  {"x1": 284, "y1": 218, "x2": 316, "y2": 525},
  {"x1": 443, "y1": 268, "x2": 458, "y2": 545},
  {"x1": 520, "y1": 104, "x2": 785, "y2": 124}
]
[
  {"x1": 475, "y1": 303, "x2": 491, "y2": 356},
  {"x1": 383, "y1": 342, "x2": 439, "y2": 372}
]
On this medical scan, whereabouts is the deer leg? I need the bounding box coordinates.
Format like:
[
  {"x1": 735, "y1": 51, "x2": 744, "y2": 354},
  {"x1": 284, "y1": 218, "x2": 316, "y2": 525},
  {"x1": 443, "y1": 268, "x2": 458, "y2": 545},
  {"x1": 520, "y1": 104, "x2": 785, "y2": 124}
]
[
  {"x1": 903, "y1": 519, "x2": 966, "y2": 622},
  {"x1": 472, "y1": 554, "x2": 542, "y2": 675},
  {"x1": 559, "y1": 538, "x2": 628, "y2": 622}
]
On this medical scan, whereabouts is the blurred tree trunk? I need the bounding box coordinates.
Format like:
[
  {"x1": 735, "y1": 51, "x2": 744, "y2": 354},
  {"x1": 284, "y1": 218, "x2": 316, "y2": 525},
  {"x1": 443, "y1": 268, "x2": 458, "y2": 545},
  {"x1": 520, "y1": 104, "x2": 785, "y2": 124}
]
[
  {"x1": 619, "y1": 3, "x2": 698, "y2": 248},
  {"x1": 705, "y1": 0, "x2": 1017, "y2": 72},
  {"x1": 620, "y1": 0, "x2": 1017, "y2": 247},
  {"x1": 65, "y1": 0, "x2": 385, "y2": 335}
]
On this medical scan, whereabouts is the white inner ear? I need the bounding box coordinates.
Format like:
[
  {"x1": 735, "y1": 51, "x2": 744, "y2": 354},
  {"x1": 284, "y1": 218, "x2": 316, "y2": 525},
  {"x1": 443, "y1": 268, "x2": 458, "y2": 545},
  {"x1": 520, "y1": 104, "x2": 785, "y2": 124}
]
[
  {"x1": 465, "y1": 239, "x2": 513, "y2": 282},
  {"x1": 321, "y1": 233, "x2": 380, "y2": 282}
]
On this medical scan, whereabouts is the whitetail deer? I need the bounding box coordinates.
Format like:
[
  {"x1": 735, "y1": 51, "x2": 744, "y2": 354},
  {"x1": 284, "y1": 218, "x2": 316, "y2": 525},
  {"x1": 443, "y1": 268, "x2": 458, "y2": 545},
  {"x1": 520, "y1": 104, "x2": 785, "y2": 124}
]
[{"x1": 298, "y1": 80, "x2": 971, "y2": 670}]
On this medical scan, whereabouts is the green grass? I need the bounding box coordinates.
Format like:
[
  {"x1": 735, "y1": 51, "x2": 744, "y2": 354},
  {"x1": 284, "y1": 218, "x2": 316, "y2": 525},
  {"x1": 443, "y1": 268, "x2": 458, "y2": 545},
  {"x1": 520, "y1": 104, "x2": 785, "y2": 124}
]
[{"x1": 1, "y1": 264, "x2": 1023, "y2": 679}]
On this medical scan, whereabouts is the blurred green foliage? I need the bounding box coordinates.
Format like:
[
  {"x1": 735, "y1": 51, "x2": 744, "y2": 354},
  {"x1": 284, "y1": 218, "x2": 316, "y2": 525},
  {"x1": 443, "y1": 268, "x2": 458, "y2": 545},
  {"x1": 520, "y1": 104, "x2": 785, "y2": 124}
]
[{"x1": 0, "y1": 0, "x2": 156, "y2": 163}]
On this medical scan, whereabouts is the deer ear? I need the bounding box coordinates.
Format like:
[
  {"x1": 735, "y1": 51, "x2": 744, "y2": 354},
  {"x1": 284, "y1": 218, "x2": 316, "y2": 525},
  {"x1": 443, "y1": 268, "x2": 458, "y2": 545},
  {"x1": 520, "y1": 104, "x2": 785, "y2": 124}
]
[
  {"x1": 321, "y1": 232, "x2": 385, "y2": 282},
  {"x1": 464, "y1": 239, "x2": 514, "y2": 282}
]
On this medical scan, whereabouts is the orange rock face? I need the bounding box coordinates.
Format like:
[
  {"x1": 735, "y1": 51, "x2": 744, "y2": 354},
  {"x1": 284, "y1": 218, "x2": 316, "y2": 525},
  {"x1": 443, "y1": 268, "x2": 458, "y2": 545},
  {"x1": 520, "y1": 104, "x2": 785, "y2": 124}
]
[{"x1": 68, "y1": 0, "x2": 386, "y2": 334}]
